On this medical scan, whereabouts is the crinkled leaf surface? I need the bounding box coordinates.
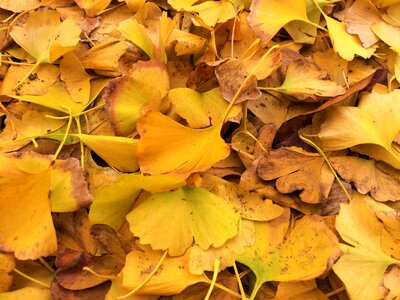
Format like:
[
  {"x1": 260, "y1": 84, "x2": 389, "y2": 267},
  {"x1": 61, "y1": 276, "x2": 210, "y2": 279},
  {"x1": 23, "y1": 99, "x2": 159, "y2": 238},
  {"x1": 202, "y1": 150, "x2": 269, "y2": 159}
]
[
  {"x1": 257, "y1": 147, "x2": 335, "y2": 203},
  {"x1": 268, "y1": 59, "x2": 346, "y2": 99},
  {"x1": 331, "y1": 156, "x2": 400, "y2": 201},
  {"x1": 237, "y1": 211, "x2": 340, "y2": 299},
  {"x1": 333, "y1": 192, "x2": 400, "y2": 300},
  {"x1": 137, "y1": 112, "x2": 230, "y2": 178},
  {"x1": 127, "y1": 186, "x2": 240, "y2": 256}
]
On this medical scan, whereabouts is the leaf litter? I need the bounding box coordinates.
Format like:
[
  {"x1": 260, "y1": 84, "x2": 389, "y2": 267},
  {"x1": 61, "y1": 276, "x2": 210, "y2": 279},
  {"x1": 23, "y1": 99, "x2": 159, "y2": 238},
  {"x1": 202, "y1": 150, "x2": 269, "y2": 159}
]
[{"x1": 1, "y1": 0, "x2": 400, "y2": 299}]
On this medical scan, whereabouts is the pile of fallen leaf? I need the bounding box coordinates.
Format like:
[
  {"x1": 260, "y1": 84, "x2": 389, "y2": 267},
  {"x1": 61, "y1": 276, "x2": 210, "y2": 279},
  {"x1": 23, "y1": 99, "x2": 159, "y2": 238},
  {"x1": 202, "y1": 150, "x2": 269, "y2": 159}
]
[{"x1": 1, "y1": 0, "x2": 400, "y2": 299}]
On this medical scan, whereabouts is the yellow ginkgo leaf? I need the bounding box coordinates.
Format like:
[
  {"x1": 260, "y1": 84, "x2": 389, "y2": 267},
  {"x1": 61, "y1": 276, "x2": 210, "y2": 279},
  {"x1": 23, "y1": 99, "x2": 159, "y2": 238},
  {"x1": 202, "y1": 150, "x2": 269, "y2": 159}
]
[
  {"x1": 0, "y1": 287, "x2": 51, "y2": 300},
  {"x1": 0, "y1": 64, "x2": 59, "y2": 96},
  {"x1": 171, "y1": 29, "x2": 207, "y2": 56},
  {"x1": 77, "y1": 134, "x2": 139, "y2": 172},
  {"x1": 0, "y1": 253, "x2": 14, "y2": 293},
  {"x1": 188, "y1": 219, "x2": 255, "y2": 274},
  {"x1": 284, "y1": 0, "x2": 327, "y2": 44},
  {"x1": 10, "y1": 10, "x2": 81, "y2": 66},
  {"x1": 103, "y1": 60, "x2": 169, "y2": 136},
  {"x1": 118, "y1": 18, "x2": 154, "y2": 59},
  {"x1": 168, "y1": 0, "x2": 199, "y2": 10},
  {"x1": 190, "y1": 0, "x2": 237, "y2": 27},
  {"x1": 10, "y1": 79, "x2": 108, "y2": 114},
  {"x1": 313, "y1": 89, "x2": 400, "y2": 169},
  {"x1": 371, "y1": 20, "x2": 400, "y2": 53},
  {"x1": 89, "y1": 173, "x2": 185, "y2": 230},
  {"x1": 263, "y1": 59, "x2": 346, "y2": 100},
  {"x1": 50, "y1": 158, "x2": 93, "y2": 212},
  {"x1": 137, "y1": 112, "x2": 230, "y2": 177},
  {"x1": 0, "y1": 153, "x2": 56, "y2": 260},
  {"x1": 106, "y1": 275, "x2": 156, "y2": 300},
  {"x1": 122, "y1": 248, "x2": 207, "y2": 295},
  {"x1": 159, "y1": 12, "x2": 176, "y2": 62},
  {"x1": 248, "y1": 0, "x2": 311, "y2": 44},
  {"x1": 321, "y1": 12, "x2": 376, "y2": 61},
  {"x1": 169, "y1": 87, "x2": 240, "y2": 128},
  {"x1": 237, "y1": 210, "x2": 340, "y2": 299},
  {"x1": 78, "y1": 38, "x2": 128, "y2": 73},
  {"x1": 60, "y1": 52, "x2": 92, "y2": 105},
  {"x1": 333, "y1": 192, "x2": 400, "y2": 300},
  {"x1": 0, "y1": 110, "x2": 65, "y2": 153},
  {"x1": 75, "y1": 0, "x2": 111, "y2": 17},
  {"x1": 371, "y1": 0, "x2": 400, "y2": 7},
  {"x1": 0, "y1": 0, "x2": 40, "y2": 12},
  {"x1": 126, "y1": 186, "x2": 240, "y2": 256}
]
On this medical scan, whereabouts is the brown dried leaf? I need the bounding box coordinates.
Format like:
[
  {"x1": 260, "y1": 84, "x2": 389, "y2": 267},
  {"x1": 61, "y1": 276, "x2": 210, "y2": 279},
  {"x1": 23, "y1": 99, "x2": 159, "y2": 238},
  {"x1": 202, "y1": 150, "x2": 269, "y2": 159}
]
[
  {"x1": 215, "y1": 59, "x2": 261, "y2": 103},
  {"x1": 331, "y1": 156, "x2": 400, "y2": 202},
  {"x1": 258, "y1": 147, "x2": 335, "y2": 203}
]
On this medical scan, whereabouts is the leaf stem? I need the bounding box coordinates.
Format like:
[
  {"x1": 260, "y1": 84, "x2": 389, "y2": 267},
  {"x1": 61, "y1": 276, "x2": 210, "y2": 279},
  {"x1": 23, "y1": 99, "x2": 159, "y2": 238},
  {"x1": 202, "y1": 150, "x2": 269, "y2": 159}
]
[
  {"x1": 13, "y1": 268, "x2": 50, "y2": 289},
  {"x1": 204, "y1": 259, "x2": 220, "y2": 300},
  {"x1": 299, "y1": 134, "x2": 351, "y2": 202},
  {"x1": 82, "y1": 266, "x2": 117, "y2": 280},
  {"x1": 232, "y1": 258, "x2": 248, "y2": 300},
  {"x1": 52, "y1": 105, "x2": 73, "y2": 162},
  {"x1": 117, "y1": 250, "x2": 168, "y2": 299}
]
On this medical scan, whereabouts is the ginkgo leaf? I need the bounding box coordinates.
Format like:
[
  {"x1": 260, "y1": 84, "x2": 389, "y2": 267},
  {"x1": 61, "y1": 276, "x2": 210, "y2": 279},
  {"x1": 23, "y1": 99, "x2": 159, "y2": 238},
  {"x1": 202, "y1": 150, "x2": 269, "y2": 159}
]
[
  {"x1": 77, "y1": 134, "x2": 139, "y2": 172},
  {"x1": 188, "y1": 219, "x2": 255, "y2": 274},
  {"x1": 274, "y1": 280, "x2": 328, "y2": 300},
  {"x1": 60, "y1": 52, "x2": 92, "y2": 105},
  {"x1": 10, "y1": 79, "x2": 108, "y2": 115},
  {"x1": 126, "y1": 186, "x2": 240, "y2": 256},
  {"x1": 371, "y1": 0, "x2": 400, "y2": 7},
  {"x1": 333, "y1": 192, "x2": 400, "y2": 300},
  {"x1": 321, "y1": 12, "x2": 376, "y2": 61},
  {"x1": 0, "y1": 64, "x2": 59, "y2": 96},
  {"x1": 344, "y1": 0, "x2": 381, "y2": 48},
  {"x1": 0, "y1": 253, "x2": 14, "y2": 293},
  {"x1": 264, "y1": 59, "x2": 346, "y2": 100},
  {"x1": 237, "y1": 211, "x2": 340, "y2": 299},
  {"x1": 75, "y1": 0, "x2": 111, "y2": 17},
  {"x1": 330, "y1": 156, "x2": 400, "y2": 202},
  {"x1": 78, "y1": 38, "x2": 128, "y2": 73},
  {"x1": 215, "y1": 59, "x2": 262, "y2": 103},
  {"x1": 118, "y1": 18, "x2": 154, "y2": 59},
  {"x1": 257, "y1": 147, "x2": 335, "y2": 203},
  {"x1": 106, "y1": 275, "x2": 156, "y2": 300},
  {"x1": 10, "y1": 10, "x2": 81, "y2": 64},
  {"x1": 122, "y1": 247, "x2": 207, "y2": 295},
  {"x1": 202, "y1": 174, "x2": 284, "y2": 221},
  {"x1": 313, "y1": 89, "x2": 400, "y2": 169},
  {"x1": 248, "y1": 0, "x2": 311, "y2": 44},
  {"x1": 103, "y1": 60, "x2": 169, "y2": 136},
  {"x1": 89, "y1": 173, "x2": 185, "y2": 230},
  {"x1": 168, "y1": 0, "x2": 199, "y2": 10},
  {"x1": 50, "y1": 158, "x2": 93, "y2": 212},
  {"x1": 169, "y1": 88, "x2": 240, "y2": 128},
  {"x1": 0, "y1": 110, "x2": 65, "y2": 153},
  {"x1": 284, "y1": 0, "x2": 327, "y2": 44},
  {"x1": 0, "y1": 153, "x2": 56, "y2": 260},
  {"x1": 190, "y1": 0, "x2": 237, "y2": 27},
  {"x1": 0, "y1": 287, "x2": 51, "y2": 300},
  {"x1": 159, "y1": 12, "x2": 176, "y2": 62},
  {"x1": 0, "y1": 0, "x2": 40, "y2": 12},
  {"x1": 171, "y1": 29, "x2": 207, "y2": 56},
  {"x1": 371, "y1": 20, "x2": 400, "y2": 53},
  {"x1": 137, "y1": 112, "x2": 230, "y2": 177}
]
